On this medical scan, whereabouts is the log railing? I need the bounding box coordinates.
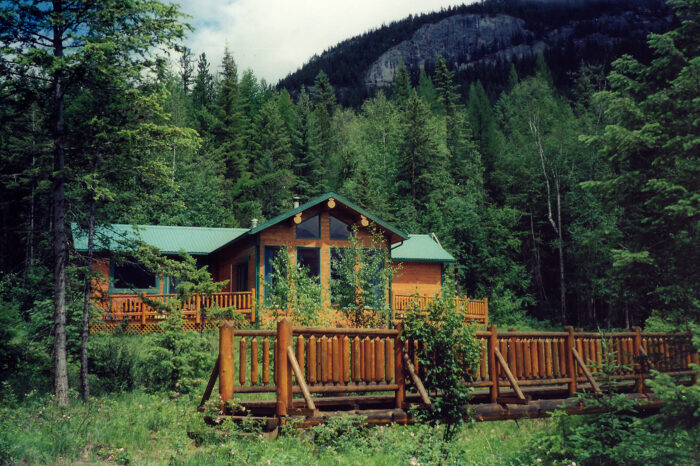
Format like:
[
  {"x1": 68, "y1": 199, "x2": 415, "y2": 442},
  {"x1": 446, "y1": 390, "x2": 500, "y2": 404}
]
[
  {"x1": 393, "y1": 295, "x2": 488, "y2": 325},
  {"x1": 98, "y1": 291, "x2": 256, "y2": 325},
  {"x1": 206, "y1": 321, "x2": 698, "y2": 414}
]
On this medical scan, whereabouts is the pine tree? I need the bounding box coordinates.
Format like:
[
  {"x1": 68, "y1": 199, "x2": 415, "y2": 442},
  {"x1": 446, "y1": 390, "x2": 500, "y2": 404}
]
[
  {"x1": 190, "y1": 53, "x2": 216, "y2": 134},
  {"x1": 251, "y1": 100, "x2": 295, "y2": 219},
  {"x1": 584, "y1": 0, "x2": 700, "y2": 326},
  {"x1": 0, "y1": 0, "x2": 188, "y2": 405},
  {"x1": 391, "y1": 59, "x2": 412, "y2": 106}
]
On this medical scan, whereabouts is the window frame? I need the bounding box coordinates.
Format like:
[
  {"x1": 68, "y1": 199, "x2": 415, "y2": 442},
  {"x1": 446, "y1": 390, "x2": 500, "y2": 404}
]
[
  {"x1": 329, "y1": 215, "x2": 352, "y2": 240},
  {"x1": 109, "y1": 260, "x2": 159, "y2": 294},
  {"x1": 295, "y1": 246, "x2": 321, "y2": 281},
  {"x1": 296, "y1": 214, "x2": 321, "y2": 239},
  {"x1": 263, "y1": 245, "x2": 285, "y2": 299}
]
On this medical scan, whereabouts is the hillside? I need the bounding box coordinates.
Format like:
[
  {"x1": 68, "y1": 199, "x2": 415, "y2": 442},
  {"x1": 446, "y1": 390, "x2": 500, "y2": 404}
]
[{"x1": 277, "y1": 0, "x2": 672, "y2": 104}]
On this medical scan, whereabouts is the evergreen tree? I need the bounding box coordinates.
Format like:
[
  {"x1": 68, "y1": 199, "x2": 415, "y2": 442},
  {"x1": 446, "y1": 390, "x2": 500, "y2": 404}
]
[
  {"x1": 190, "y1": 53, "x2": 216, "y2": 134},
  {"x1": 467, "y1": 81, "x2": 501, "y2": 198},
  {"x1": 584, "y1": 0, "x2": 700, "y2": 326},
  {"x1": 0, "y1": 0, "x2": 188, "y2": 405},
  {"x1": 251, "y1": 100, "x2": 295, "y2": 219},
  {"x1": 395, "y1": 90, "x2": 445, "y2": 228},
  {"x1": 391, "y1": 59, "x2": 412, "y2": 106}
]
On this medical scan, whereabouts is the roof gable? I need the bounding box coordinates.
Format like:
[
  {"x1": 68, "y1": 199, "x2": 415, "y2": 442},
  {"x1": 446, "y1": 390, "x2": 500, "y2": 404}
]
[{"x1": 247, "y1": 192, "x2": 409, "y2": 242}]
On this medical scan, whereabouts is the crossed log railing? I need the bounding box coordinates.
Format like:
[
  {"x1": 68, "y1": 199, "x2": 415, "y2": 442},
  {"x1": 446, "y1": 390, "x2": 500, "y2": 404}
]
[
  {"x1": 98, "y1": 291, "x2": 256, "y2": 325},
  {"x1": 202, "y1": 321, "x2": 698, "y2": 417}
]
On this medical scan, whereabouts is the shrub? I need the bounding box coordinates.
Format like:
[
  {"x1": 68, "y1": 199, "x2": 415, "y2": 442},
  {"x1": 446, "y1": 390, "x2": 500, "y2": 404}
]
[
  {"x1": 88, "y1": 334, "x2": 140, "y2": 393},
  {"x1": 134, "y1": 315, "x2": 216, "y2": 393},
  {"x1": 401, "y1": 276, "x2": 481, "y2": 442},
  {"x1": 310, "y1": 415, "x2": 368, "y2": 452}
]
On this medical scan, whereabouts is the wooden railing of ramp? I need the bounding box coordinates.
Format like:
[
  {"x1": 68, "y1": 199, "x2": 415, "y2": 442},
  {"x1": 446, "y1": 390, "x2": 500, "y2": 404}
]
[{"x1": 201, "y1": 321, "x2": 698, "y2": 420}]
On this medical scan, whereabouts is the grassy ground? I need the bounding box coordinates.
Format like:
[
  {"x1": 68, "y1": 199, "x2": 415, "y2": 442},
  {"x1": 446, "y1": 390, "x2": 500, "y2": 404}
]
[{"x1": 0, "y1": 389, "x2": 551, "y2": 465}]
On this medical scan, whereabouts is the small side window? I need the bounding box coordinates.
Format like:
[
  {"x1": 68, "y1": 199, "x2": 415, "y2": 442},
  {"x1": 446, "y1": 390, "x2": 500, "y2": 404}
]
[{"x1": 112, "y1": 262, "x2": 156, "y2": 290}]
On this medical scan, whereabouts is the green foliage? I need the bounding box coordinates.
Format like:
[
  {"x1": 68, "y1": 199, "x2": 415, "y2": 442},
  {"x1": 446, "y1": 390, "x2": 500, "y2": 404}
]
[
  {"x1": 135, "y1": 325, "x2": 215, "y2": 394},
  {"x1": 88, "y1": 335, "x2": 141, "y2": 394},
  {"x1": 330, "y1": 226, "x2": 395, "y2": 327},
  {"x1": 264, "y1": 247, "x2": 323, "y2": 326},
  {"x1": 518, "y1": 336, "x2": 700, "y2": 465},
  {"x1": 309, "y1": 415, "x2": 368, "y2": 452},
  {"x1": 401, "y1": 277, "x2": 481, "y2": 441}
]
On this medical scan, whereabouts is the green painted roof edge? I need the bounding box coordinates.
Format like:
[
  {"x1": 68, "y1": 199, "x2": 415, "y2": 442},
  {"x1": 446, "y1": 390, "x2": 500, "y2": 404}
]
[{"x1": 247, "y1": 192, "x2": 409, "y2": 241}]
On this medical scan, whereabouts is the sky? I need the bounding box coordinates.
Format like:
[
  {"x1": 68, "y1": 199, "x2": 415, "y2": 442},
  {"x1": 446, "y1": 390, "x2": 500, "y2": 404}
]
[{"x1": 178, "y1": 0, "x2": 473, "y2": 85}]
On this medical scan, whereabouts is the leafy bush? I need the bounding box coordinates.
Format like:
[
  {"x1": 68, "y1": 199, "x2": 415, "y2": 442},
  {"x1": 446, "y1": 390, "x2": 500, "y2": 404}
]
[
  {"x1": 134, "y1": 315, "x2": 216, "y2": 393},
  {"x1": 518, "y1": 338, "x2": 700, "y2": 465},
  {"x1": 310, "y1": 415, "x2": 368, "y2": 452},
  {"x1": 331, "y1": 225, "x2": 396, "y2": 328},
  {"x1": 88, "y1": 334, "x2": 141, "y2": 393},
  {"x1": 401, "y1": 277, "x2": 481, "y2": 442}
]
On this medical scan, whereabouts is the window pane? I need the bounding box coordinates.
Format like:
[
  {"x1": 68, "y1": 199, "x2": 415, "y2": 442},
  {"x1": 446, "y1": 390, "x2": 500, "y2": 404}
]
[
  {"x1": 296, "y1": 247, "x2": 320, "y2": 279},
  {"x1": 264, "y1": 246, "x2": 283, "y2": 284},
  {"x1": 330, "y1": 247, "x2": 349, "y2": 306},
  {"x1": 296, "y1": 215, "x2": 320, "y2": 239},
  {"x1": 329, "y1": 215, "x2": 351, "y2": 240},
  {"x1": 236, "y1": 261, "x2": 249, "y2": 292},
  {"x1": 113, "y1": 262, "x2": 155, "y2": 290}
]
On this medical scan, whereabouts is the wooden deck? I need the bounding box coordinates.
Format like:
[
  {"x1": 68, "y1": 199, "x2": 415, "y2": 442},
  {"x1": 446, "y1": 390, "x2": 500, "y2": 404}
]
[
  {"x1": 91, "y1": 292, "x2": 488, "y2": 333},
  {"x1": 91, "y1": 291, "x2": 255, "y2": 334},
  {"x1": 393, "y1": 294, "x2": 488, "y2": 325},
  {"x1": 201, "y1": 321, "x2": 698, "y2": 426}
]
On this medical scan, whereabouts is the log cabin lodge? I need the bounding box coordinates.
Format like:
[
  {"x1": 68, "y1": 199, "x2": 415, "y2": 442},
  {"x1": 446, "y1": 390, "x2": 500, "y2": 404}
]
[{"x1": 72, "y1": 192, "x2": 488, "y2": 331}]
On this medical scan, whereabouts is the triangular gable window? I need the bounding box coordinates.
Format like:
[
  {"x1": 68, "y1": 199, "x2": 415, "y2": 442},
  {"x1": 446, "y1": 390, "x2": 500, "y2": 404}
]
[
  {"x1": 296, "y1": 214, "x2": 320, "y2": 239},
  {"x1": 329, "y1": 215, "x2": 351, "y2": 240}
]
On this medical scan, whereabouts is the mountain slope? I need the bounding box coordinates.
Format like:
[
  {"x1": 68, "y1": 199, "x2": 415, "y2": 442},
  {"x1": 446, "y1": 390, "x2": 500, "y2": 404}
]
[{"x1": 277, "y1": 0, "x2": 672, "y2": 104}]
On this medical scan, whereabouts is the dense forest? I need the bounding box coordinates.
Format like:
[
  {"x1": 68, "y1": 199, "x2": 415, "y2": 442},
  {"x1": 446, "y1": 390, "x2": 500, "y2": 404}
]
[{"x1": 0, "y1": 0, "x2": 698, "y2": 406}]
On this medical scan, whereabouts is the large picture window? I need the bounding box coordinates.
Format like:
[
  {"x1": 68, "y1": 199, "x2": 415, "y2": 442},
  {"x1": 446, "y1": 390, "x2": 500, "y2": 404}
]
[
  {"x1": 296, "y1": 214, "x2": 320, "y2": 239},
  {"x1": 112, "y1": 262, "x2": 155, "y2": 290},
  {"x1": 296, "y1": 247, "x2": 320, "y2": 279},
  {"x1": 329, "y1": 215, "x2": 351, "y2": 240}
]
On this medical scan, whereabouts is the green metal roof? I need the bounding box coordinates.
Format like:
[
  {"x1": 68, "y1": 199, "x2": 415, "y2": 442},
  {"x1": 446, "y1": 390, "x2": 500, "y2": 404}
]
[
  {"x1": 71, "y1": 223, "x2": 248, "y2": 255},
  {"x1": 391, "y1": 234, "x2": 456, "y2": 263}
]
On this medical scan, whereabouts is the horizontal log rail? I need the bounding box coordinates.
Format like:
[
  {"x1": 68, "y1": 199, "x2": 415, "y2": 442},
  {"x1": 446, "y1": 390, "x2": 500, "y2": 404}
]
[
  {"x1": 393, "y1": 295, "x2": 488, "y2": 325},
  {"x1": 204, "y1": 320, "x2": 698, "y2": 418}
]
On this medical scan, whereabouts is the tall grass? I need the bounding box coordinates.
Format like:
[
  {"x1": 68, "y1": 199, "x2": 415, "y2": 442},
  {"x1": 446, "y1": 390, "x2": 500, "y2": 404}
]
[{"x1": 0, "y1": 389, "x2": 550, "y2": 465}]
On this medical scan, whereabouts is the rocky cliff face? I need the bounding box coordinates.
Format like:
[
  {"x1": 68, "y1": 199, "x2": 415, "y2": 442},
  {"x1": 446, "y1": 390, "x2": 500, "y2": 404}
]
[{"x1": 364, "y1": 9, "x2": 670, "y2": 88}]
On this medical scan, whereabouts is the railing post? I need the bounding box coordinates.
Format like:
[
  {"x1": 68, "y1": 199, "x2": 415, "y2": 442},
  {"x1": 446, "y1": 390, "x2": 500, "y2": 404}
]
[
  {"x1": 488, "y1": 324, "x2": 498, "y2": 403},
  {"x1": 276, "y1": 318, "x2": 293, "y2": 416},
  {"x1": 394, "y1": 322, "x2": 405, "y2": 409},
  {"x1": 565, "y1": 326, "x2": 577, "y2": 396},
  {"x1": 484, "y1": 298, "x2": 489, "y2": 326},
  {"x1": 140, "y1": 302, "x2": 146, "y2": 326},
  {"x1": 219, "y1": 321, "x2": 235, "y2": 410},
  {"x1": 633, "y1": 326, "x2": 644, "y2": 393},
  {"x1": 251, "y1": 289, "x2": 257, "y2": 324}
]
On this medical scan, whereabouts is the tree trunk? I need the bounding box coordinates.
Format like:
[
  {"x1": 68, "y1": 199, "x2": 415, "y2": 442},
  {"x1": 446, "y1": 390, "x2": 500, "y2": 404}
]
[
  {"x1": 555, "y1": 177, "x2": 566, "y2": 324},
  {"x1": 52, "y1": 0, "x2": 69, "y2": 407},
  {"x1": 80, "y1": 192, "x2": 96, "y2": 402}
]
